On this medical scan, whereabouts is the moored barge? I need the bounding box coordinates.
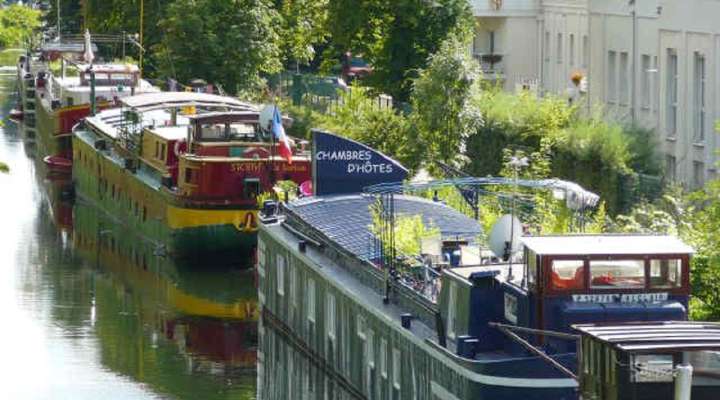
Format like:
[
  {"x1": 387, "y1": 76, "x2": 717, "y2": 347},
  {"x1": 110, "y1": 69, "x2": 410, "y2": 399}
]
[
  {"x1": 258, "y1": 188, "x2": 699, "y2": 399},
  {"x1": 17, "y1": 34, "x2": 157, "y2": 159},
  {"x1": 73, "y1": 91, "x2": 311, "y2": 259}
]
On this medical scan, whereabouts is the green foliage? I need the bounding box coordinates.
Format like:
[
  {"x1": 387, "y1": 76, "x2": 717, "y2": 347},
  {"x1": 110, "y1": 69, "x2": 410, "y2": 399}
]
[
  {"x1": 324, "y1": 0, "x2": 474, "y2": 101},
  {"x1": 370, "y1": 207, "x2": 440, "y2": 257},
  {"x1": 0, "y1": 5, "x2": 42, "y2": 48},
  {"x1": 276, "y1": 0, "x2": 329, "y2": 68},
  {"x1": 305, "y1": 86, "x2": 415, "y2": 171},
  {"x1": 465, "y1": 90, "x2": 660, "y2": 214},
  {"x1": 0, "y1": 161, "x2": 8, "y2": 173},
  {"x1": 410, "y1": 31, "x2": 482, "y2": 172},
  {"x1": 154, "y1": 0, "x2": 283, "y2": 93},
  {"x1": 610, "y1": 182, "x2": 720, "y2": 320}
]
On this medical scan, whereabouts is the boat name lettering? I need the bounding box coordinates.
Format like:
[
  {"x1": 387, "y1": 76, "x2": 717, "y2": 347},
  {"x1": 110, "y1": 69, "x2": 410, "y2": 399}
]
[
  {"x1": 231, "y1": 163, "x2": 308, "y2": 173},
  {"x1": 571, "y1": 292, "x2": 669, "y2": 303},
  {"x1": 315, "y1": 150, "x2": 371, "y2": 162}
]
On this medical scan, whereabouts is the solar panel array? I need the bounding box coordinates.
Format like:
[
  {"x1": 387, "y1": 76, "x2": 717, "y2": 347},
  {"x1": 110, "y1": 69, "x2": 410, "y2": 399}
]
[{"x1": 286, "y1": 194, "x2": 483, "y2": 260}]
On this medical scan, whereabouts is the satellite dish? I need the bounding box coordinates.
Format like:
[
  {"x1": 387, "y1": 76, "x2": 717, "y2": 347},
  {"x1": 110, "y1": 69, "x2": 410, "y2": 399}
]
[
  {"x1": 259, "y1": 104, "x2": 276, "y2": 133},
  {"x1": 488, "y1": 214, "x2": 522, "y2": 260}
]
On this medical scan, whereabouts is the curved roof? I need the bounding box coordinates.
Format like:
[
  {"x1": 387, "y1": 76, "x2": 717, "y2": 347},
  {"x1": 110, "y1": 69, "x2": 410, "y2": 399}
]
[
  {"x1": 120, "y1": 92, "x2": 257, "y2": 113},
  {"x1": 521, "y1": 234, "x2": 694, "y2": 256},
  {"x1": 574, "y1": 321, "x2": 720, "y2": 352},
  {"x1": 285, "y1": 194, "x2": 482, "y2": 260}
]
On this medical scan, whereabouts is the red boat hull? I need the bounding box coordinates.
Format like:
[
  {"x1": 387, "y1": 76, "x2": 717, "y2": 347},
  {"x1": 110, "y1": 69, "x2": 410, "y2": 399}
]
[{"x1": 43, "y1": 155, "x2": 72, "y2": 173}]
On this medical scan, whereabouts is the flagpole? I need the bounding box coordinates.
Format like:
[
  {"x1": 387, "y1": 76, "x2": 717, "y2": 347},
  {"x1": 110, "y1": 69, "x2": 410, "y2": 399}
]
[{"x1": 270, "y1": 105, "x2": 276, "y2": 189}]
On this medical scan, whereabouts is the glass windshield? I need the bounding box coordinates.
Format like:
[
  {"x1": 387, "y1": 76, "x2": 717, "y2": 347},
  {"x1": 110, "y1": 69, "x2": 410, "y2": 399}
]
[
  {"x1": 590, "y1": 259, "x2": 645, "y2": 289},
  {"x1": 649, "y1": 259, "x2": 682, "y2": 288},
  {"x1": 551, "y1": 260, "x2": 585, "y2": 290}
]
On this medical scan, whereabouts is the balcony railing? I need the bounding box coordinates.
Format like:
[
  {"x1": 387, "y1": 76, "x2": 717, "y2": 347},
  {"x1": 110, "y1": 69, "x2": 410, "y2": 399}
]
[
  {"x1": 470, "y1": 0, "x2": 540, "y2": 16},
  {"x1": 473, "y1": 53, "x2": 505, "y2": 80}
]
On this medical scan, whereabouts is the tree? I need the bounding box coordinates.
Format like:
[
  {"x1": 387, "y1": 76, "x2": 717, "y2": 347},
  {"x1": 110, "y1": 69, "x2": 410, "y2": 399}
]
[
  {"x1": 0, "y1": 4, "x2": 42, "y2": 48},
  {"x1": 275, "y1": 0, "x2": 329, "y2": 69},
  {"x1": 324, "y1": 0, "x2": 473, "y2": 101},
  {"x1": 154, "y1": 0, "x2": 283, "y2": 93},
  {"x1": 409, "y1": 31, "x2": 482, "y2": 171}
]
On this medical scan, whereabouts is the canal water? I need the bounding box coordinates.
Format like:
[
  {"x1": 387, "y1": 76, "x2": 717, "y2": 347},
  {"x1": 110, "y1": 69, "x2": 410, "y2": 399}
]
[
  {"x1": 0, "y1": 57, "x2": 349, "y2": 399},
  {"x1": 0, "y1": 66, "x2": 259, "y2": 398}
]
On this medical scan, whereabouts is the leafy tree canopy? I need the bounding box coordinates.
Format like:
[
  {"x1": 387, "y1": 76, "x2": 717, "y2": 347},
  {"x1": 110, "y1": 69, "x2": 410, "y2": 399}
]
[
  {"x1": 324, "y1": 0, "x2": 474, "y2": 101},
  {"x1": 154, "y1": 0, "x2": 283, "y2": 93},
  {"x1": 0, "y1": 4, "x2": 42, "y2": 48}
]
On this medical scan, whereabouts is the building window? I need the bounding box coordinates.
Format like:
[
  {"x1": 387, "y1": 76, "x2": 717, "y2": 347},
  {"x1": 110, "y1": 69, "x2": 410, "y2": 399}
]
[
  {"x1": 276, "y1": 254, "x2": 285, "y2": 296},
  {"x1": 666, "y1": 49, "x2": 678, "y2": 136},
  {"x1": 607, "y1": 51, "x2": 617, "y2": 103},
  {"x1": 544, "y1": 31, "x2": 551, "y2": 62},
  {"x1": 307, "y1": 277, "x2": 315, "y2": 322},
  {"x1": 393, "y1": 348, "x2": 401, "y2": 390},
  {"x1": 447, "y1": 281, "x2": 456, "y2": 339},
  {"x1": 326, "y1": 292, "x2": 336, "y2": 340},
  {"x1": 665, "y1": 155, "x2": 676, "y2": 182},
  {"x1": 290, "y1": 261, "x2": 297, "y2": 308},
  {"x1": 693, "y1": 52, "x2": 706, "y2": 143},
  {"x1": 380, "y1": 338, "x2": 388, "y2": 379},
  {"x1": 641, "y1": 55, "x2": 651, "y2": 108},
  {"x1": 557, "y1": 33, "x2": 563, "y2": 64},
  {"x1": 582, "y1": 35, "x2": 589, "y2": 67},
  {"x1": 619, "y1": 52, "x2": 629, "y2": 105},
  {"x1": 569, "y1": 34, "x2": 575, "y2": 66},
  {"x1": 357, "y1": 314, "x2": 366, "y2": 339},
  {"x1": 693, "y1": 161, "x2": 705, "y2": 189}
]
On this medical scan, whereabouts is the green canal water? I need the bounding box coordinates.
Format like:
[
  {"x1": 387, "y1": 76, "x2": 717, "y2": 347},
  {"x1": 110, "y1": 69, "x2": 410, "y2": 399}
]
[
  {"x1": 0, "y1": 58, "x2": 305, "y2": 399},
  {"x1": 0, "y1": 58, "x2": 353, "y2": 400}
]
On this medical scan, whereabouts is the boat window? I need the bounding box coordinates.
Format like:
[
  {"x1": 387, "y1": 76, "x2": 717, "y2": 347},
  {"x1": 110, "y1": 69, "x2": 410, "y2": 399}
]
[
  {"x1": 550, "y1": 259, "x2": 585, "y2": 290},
  {"x1": 526, "y1": 250, "x2": 537, "y2": 288},
  {"x1": 590, "y1": 259, "x2": 645, "y2": 289},
  {"x1": 200, "y1": 123, "x2": 226, "y2": 140},
  {"x1": 649, "y1": 259, "x2": 682, "y2": 288},
  {"x1": 228, "y1": 123, "x2": 257, "y2": 141},
  {"x1": 244, "y1": 178, "x2": 260, "y2": 199}
]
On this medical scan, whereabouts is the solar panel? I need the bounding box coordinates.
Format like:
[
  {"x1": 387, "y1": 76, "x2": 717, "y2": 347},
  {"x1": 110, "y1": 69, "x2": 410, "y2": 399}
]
[{"x1": 286, "y1": 194, "x2": 483, "y2": 260}]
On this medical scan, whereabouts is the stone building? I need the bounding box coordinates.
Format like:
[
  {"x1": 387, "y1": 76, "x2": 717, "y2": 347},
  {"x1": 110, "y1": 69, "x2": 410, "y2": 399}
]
[{"x1": 471, "y1": 0, "x2": 720, "y2": 188}]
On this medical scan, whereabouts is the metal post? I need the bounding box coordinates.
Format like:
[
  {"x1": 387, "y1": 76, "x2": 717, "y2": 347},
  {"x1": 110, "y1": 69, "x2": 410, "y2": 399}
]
[
  {"x1": 89, "y1": 68, "x2": 96, "y2": 116},
  {"x1": 674, "y1": 363, "x2": 693, "y2": 400},
  {"x1": 57, "y1": 0, "x2": 61, "y2": 40}
]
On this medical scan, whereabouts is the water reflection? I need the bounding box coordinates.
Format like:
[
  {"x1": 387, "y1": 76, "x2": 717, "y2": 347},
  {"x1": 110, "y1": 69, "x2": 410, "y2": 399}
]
[
  {"x1": 1, "y1": 58, "x2": 344, "y2": 400},
  {"x1": 0, "y1": 64, "x2": 258, "y2": 399}
]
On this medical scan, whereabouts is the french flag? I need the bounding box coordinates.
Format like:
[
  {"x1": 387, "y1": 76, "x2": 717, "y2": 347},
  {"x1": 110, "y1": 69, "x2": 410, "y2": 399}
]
[{"x1": 272, "y1": 106, "x2": 293, "y2": 164}]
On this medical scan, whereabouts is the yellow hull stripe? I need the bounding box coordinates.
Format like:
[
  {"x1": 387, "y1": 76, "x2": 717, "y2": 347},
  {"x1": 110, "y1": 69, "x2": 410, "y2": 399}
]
[
  {"x1": 169, "y1": 287, "x2": 259, "y2": 320},
  {"x1": 166, "y1": 205, "x2": 258, "y2": 232}
]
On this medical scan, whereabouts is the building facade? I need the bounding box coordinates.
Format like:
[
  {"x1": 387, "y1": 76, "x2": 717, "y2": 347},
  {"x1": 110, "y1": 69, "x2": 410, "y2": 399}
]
[{"x1": 472, "y1": 0, "x2": 720, "y2": 188}]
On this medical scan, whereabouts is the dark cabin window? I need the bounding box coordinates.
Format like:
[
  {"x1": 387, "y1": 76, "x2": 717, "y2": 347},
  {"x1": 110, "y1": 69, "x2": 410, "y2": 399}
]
[
  {"x1": 155, "y1": 141, "x2": 160, "y2": 158},
  {"x1": 185, "y1": 168, "x2": 194, "y2": 184},
  {"x1": 244, "y1": 179, "x2": 260, "y2": 199},
  {"x1": 161, "y1": 143, "x2": 167, "y2": 161}
]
